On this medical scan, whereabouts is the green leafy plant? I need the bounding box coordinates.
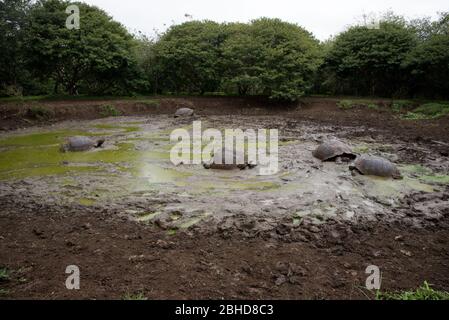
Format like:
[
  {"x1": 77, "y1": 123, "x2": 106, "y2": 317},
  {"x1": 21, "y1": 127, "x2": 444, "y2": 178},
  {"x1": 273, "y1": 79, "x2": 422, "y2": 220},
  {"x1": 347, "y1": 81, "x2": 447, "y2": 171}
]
[
  {"x1": 403, "y1": 103, "x2": 449, "y2": 120},
  {"x1": 100, "y1": 104, "x2": 121, "y2": 117},
  {"x1": 391, "y1": 101, "x2": 413, "y2": 113},
  {"x1": 376, "y1": 282, "x2": 449, "y2": 300},
  {"x1": 338, "y1": 100, "x2": 356, "y2": 109},
  {"x1": 0, "y1": 267, "x2": 10, "y2": 281},
  {"x1": 0, "y1": 289, "x2": 9, "y2": 296},
  {"x1": 122, "y1": 292, "x2": 147, "y2": 300},
  {"x1": 26, "y1": 106, "x2": 54, "y2": 120},
  {"x1": 338, "y1": 100, "x2": 380, "y2": 110}
]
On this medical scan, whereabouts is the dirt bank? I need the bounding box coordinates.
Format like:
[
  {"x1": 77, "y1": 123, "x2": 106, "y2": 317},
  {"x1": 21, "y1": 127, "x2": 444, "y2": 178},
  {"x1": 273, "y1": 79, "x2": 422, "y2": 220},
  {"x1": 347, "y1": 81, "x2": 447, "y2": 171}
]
[
  {"x1": 1, "y1": 96, "x2": 448, "y2": 146},
  {"x1": 0, "y1": 196, "x2": 448, "y2": 300}
]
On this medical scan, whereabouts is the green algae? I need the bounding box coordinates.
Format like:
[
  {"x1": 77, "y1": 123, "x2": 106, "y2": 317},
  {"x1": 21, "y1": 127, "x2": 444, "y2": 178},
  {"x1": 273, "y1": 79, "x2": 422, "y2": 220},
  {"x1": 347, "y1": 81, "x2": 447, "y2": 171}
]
[
  {"x1": 137, "y1": 211, "x2": 161, "y2": 222},
  {"x1": 179, "y1": 217, "x2": 203, "y2": 229},
  {"x1": 93, "y1": 124, "x2": 140, "y2": 133},
  {"x1": 0, "y1": 165, "x2": 98, "y2": 180},
  {"x1": 0, "y1": 129, "x2": 111, "y2": 148},
  {"x1": 400, "y1": 164, "x2": 449, "y2": 185},
  {"x1": 364, "y1": 176, "x2": 435, "y2": 197},
  {"x1": 77, "y1": 198, "x2": 96, "y2": 206},
  {"x1": 420, "y1": 175, "x2": 449, "y2": 184}
]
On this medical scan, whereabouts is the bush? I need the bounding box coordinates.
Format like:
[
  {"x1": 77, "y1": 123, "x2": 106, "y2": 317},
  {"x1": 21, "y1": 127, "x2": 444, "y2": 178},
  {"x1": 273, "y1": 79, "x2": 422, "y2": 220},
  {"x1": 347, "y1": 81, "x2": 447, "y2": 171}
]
[
  {"x1": 26, "y1": 106, "x2": 54, "y2": 120},
  {"x1": 100, "y1": 104, "x2": 121, "y2": 117},
  {"x1": 403, "y1": 102, "x2": 449, "y2": 119},
  {"x1": 391, "y1": 100, "x2": 414, "y2": 113}
]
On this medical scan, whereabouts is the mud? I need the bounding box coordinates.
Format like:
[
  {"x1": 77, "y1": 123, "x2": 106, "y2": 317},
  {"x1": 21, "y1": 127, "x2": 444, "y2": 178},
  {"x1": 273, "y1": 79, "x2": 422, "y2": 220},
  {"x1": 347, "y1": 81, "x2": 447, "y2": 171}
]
[{"x1": 0, "y1": 98, "x2": 448, "y2": 299}]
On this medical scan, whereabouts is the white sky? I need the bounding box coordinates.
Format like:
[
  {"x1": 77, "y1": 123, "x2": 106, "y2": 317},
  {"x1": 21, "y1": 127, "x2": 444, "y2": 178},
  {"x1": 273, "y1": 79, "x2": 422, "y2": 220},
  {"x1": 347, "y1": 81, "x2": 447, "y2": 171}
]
[{"x1": 81, "y1": 0, "x2": 448, "y2": 40}]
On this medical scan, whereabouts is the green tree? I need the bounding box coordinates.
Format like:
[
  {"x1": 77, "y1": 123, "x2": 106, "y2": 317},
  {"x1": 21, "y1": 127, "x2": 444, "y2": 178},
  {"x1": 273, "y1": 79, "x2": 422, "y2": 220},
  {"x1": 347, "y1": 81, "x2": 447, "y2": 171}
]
[
  {"x1": 25, "y1": 0, "x2": 143, "y2": 95},
  {"x1": 405, "y1": 12, "x2": 449, "y2": 98},
  {"x1": 0, "y1": 0, "x2": 33, "y2": 96},
  {"x1": 323, "y1": 17, "x2": 417, "y2": 97},
  {"x1": 221, "y1": 18, "x2": 321, "y2": 100},
  {"x1": 152, "y1": 20, "x2": 225, "y2": 94}
]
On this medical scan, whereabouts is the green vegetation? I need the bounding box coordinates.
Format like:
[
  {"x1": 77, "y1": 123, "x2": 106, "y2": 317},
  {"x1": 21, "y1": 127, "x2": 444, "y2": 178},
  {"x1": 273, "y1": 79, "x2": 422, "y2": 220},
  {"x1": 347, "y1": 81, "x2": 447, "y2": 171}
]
[
  {"x1": 392, "y1": 100, "x2": 414, "y2": 113},
  {"x1": 0, "y1": 267, "x2": 10, "y2": 281},
  {"x1": 376, "y1": 282, "x2": 449, "y2": 300},
  {"x1": 404, "y1": 103, "x2": 449, "y2": 119},
  {"x1": 26, "y1": 106, "x2": 54, "y2": 120},
  {"x1": 0, "y1": 289, "x2": 9, "y2": 296},
  {"x1": 122, "y1": 292, "x2": 147, "y2": 300},
  {"x1": 338, "y1": 100, "x2": 356, "y2": 110},
  {"x1": 1, "y1": 1, "x2": 448, "y2": 100},
  {"x1": 338, "y1": 100, "x2": 380, "y2": 110},
  {"x1": 100, "y1": 104, "x2": 121, "y2": 117}
]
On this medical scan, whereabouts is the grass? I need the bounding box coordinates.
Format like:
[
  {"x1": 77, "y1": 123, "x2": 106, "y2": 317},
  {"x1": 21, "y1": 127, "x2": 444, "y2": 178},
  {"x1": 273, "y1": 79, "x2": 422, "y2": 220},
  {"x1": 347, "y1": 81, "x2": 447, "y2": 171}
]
[
  {"x1": 338, "y1": 99, "x2": 380, "y2": 110},
  {"x1": 133, "y1": 99, "x2": 160, "y2": 107},
  {"x1": 122, "y1": 292, "x2": 147, "y2": 300},
  {"x1": 403, "y1": 103, "x2": 449, "y2": 120},
  {"x1": 338, "y1": 100, "x2": 357, "y2": 110},
  {"x1": 0, "y1": 267, "x2": 10, "y2": 281},
  {"x1": 376, "y1": 282, "x2": 449, "y2": 300},
  {"x1": 100, "y1": 104, "x2": 121, "y2": 117},
  {"x1": 26, "y1": 106, "x2": 54, "y2": 120},
  {"x1": 391, "y1": 100, "x2": 414, "y2": 113}
]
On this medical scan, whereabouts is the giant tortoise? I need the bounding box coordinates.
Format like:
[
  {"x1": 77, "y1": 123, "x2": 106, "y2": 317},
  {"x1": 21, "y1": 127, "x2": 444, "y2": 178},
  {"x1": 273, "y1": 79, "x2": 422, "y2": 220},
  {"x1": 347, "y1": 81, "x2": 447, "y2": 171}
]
[
  {"x1": 350, "y1": 155, "x2": 402, "y2": 179},
  {"x1": 174, "y1": 108, "x2": 195, "y2": 118},
  {"x1": 203, "y1": 147, "x2": 256, "y2": 170},
  {"x1": 313, "y1": 139, "x2": 356, "y2": 162},
  {"x1": 60, "y1": 136, "x2": 105, "y2": 152}
]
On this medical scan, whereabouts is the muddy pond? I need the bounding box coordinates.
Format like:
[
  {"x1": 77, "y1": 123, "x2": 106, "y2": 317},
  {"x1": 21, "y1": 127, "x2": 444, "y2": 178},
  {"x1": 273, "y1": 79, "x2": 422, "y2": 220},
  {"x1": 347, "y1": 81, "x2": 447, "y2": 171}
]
[{"x1": 1, "y1": 115, "x2": 448, "y2": 233}]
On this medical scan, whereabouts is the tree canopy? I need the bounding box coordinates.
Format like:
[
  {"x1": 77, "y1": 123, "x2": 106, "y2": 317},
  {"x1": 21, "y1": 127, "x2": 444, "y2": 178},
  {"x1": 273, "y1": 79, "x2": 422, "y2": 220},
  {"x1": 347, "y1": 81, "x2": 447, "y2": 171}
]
[{"x1": 0, "y1": 0, "x2": 448, "y2": 100}]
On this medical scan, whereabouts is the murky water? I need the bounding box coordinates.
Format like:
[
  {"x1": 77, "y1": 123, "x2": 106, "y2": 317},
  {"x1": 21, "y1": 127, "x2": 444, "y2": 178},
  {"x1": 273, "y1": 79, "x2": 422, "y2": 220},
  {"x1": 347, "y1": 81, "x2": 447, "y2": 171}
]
[{"x1": 0, "y1": 115, "x2": 448, "y2": 230}]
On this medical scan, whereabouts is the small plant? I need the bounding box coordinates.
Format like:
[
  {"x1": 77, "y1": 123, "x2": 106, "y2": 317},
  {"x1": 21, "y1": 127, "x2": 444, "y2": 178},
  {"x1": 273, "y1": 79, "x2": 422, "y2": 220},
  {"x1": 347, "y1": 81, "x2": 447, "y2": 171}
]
[
  {"x1": 26, "y1": 106, "x2": 54, "y2": 120},
  {"x1": 0, "y1": 289, "x2": 9, "y2": 296},
  {"x1": 135, "y1": 99, "x2": 160, "y2": 107},
  {"x1": 122, "y1": 292, "x2": 147, "y2": 300},
  {"x1": 367, "y1": 103, "x2": 379, "y2": 110},
  {"x1": 376, "y1": 281, "x2": 449, "y2": 300},
  {"x1": 403, "y1": 102, "x2": 449, "y2": 120},
  {"x1": 100, "y1": 104, "x2": 121, "y2": 117},
  {"x1": 338, "y1": 100, "x2": 356, "y2": 110},
  {"x1": 338, "y1": 100, "x2": 380, "y2": 110},
  {"x1": 391, "y1": 100, "x2": 413, "y2": 113},
  {"x1": 0, "y1": 267, "x2": 10, "y2": 281},
  {"x1": 402, "y1": 112, "x2": 429, "y2": 120}
]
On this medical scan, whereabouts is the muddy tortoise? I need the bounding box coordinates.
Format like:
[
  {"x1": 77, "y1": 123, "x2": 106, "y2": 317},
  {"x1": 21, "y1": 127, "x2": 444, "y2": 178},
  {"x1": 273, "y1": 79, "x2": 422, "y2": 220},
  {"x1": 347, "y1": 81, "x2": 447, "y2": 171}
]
[
  {"x1": 350, "y1": 155, "x2": 402, "y2": 179},
  {"x1": 174, "y1": 107, "x2": 195, "y2": 118},
  {"x1": 312, "y1": 139, "x2": 356, "y2": 162},
  {"x1": 203, "y1": 147, "x2": 256, "y2": 170},
  {"x1": 60, "y1": 136, "x2": 105, "y2": 152}
]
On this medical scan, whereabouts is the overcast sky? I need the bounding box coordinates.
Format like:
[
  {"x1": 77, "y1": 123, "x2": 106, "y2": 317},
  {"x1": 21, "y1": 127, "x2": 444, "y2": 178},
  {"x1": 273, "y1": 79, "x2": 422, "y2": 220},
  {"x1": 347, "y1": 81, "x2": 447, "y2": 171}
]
[{"x1": 81, "y1": 0, "x2": 447, "y2": 40}]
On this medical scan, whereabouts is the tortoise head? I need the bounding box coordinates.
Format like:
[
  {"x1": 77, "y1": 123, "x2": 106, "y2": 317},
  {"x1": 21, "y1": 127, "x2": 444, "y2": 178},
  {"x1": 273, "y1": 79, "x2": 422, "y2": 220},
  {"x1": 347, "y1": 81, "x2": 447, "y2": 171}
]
[
  {"x1": 60, "y1": 143, "x2": 69, "y2": 153},
  {"x1": 392, "y1": 169, "x2": 403, "y2": 180},
  {"x1": 95, "y1": 139, "x2": 105, "y2": 148}
]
